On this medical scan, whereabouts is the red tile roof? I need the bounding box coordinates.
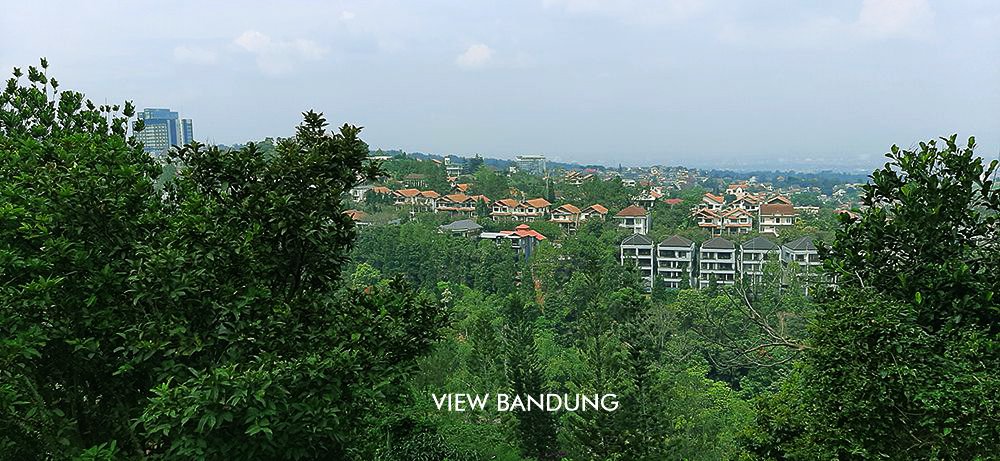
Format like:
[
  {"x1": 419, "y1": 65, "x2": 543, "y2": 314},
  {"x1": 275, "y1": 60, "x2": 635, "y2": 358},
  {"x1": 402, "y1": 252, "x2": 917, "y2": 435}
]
[
  {"x1": 760, "y1": 203, "x2": 797, "y2": 215},
  {"x1": 615, "y1": 205, "x2": 648, "y2": 217},
  {"x1": 664, "y1": 198, "x2": 684, "y2": 206}
]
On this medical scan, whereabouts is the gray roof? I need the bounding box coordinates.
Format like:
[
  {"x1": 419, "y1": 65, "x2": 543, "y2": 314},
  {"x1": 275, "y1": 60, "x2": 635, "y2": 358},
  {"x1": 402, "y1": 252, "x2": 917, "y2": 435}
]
[
  {"x1": 439, "y1": 219, "x2": 483, "y2": 232},
  {"x1": 621, "y1": 233, "x2": 654, "y2": 246},
  {"x1": 659, "y1": 235, "x2": 694, "y2": 248},
  {"x1": 701, "y1": 237, "x2": 735, "y2": 250},
  {"x1": 741, "y1": 236, "x2": 778, "y2": 251},
  {"x1": 783, "y1": 236, "x2": 817, "y2": 251}
]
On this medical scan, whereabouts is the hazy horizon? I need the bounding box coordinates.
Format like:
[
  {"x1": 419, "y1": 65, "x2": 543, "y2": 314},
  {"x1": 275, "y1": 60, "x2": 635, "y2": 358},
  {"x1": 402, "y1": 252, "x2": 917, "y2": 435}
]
[{"x1": 2, "y1": 0, "x2": 998, "y2": 169}]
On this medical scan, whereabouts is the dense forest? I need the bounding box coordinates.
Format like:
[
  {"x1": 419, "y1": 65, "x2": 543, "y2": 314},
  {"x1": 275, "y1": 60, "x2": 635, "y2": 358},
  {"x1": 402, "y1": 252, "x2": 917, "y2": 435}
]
[{"x1": 2, "y1": 61, "x2": 998, "y2": 460}]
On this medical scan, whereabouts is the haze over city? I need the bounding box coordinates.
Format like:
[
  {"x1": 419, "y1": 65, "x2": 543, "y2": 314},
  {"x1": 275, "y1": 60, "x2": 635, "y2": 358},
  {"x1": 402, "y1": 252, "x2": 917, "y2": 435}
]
[{"x1": 2, "y1": 0, "x2": 998, "y2": 170}]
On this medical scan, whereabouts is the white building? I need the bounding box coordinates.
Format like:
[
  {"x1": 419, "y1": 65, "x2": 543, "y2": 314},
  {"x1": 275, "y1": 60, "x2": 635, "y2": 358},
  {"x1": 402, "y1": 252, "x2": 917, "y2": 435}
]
[
  {"x1": 613, "y1": 205, "x2": 650, "y2": 235},
  {"x1": 621, "y1": 233, "x2": 655, "y2": 291},
  {"x1": 657, "y1": 235, "x2": 696, "y2": 288},
  {"x1": 739, "y1": 236, "x2": 779, "y2": 283},
  {"x1": 698, "y1": 237, "x2": 737, "y2": 288}
]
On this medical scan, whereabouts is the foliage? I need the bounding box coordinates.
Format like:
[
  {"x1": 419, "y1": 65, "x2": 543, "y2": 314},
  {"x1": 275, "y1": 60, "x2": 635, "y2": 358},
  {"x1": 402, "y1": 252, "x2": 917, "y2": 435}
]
[{"x1": 0, "y1": 61, "x2": 445, "y2": 459}]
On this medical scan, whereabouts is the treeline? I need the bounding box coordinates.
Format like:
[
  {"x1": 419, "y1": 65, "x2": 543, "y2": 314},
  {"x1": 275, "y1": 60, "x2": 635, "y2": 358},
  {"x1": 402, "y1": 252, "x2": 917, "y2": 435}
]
[{"x1": 2, "y1": 60, "x2": 998, "y2": 460}]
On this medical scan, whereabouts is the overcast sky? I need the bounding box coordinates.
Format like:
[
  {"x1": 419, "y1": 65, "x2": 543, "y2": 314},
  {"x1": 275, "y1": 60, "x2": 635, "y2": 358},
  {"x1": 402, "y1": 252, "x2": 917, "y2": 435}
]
[{"x1": 2, "y1": 0, "x2": 998, "y2": 170}]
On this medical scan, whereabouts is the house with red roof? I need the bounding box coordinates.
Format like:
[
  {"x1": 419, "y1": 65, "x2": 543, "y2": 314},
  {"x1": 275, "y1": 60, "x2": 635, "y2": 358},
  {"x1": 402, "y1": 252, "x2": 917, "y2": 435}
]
[{"x1": 614, "y1": 205, "x2": 650, "y2": 235}]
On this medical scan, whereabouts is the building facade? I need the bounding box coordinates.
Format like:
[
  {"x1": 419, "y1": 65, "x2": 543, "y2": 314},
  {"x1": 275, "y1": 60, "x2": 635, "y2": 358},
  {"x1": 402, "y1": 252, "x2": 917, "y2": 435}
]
[
  {"x1": 620, "y1": 233, "x2": 655, "y2": 291},
  {"x1": 698, "y1": 237, "x2": 737, "y2": 288},
  {"x1": 137, "y1": 108, "x2": 193, "y2": 154},
  {"x1": 657, "y1": 235, "x2": 696, "y2": 288}
]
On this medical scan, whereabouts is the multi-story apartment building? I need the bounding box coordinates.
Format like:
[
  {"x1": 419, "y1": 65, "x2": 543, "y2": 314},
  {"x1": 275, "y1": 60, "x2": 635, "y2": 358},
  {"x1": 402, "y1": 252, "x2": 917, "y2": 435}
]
[
  {"x1": 698, "y1": 237, "x2": 737, "y2": 288},
  {"x1": 620, "y1": 233, "x2": 655, "y2": 291},
  {"x1": 515, "y1": 155, "x2": 547, "y2": 175},
  {"x1": 137, "y1": 108, "x2": 193, "y2": 154},
  {"x1": 739, "y1": 236, "x2": 779, "y2": 283},
  {"x1": 656, "y1": 235, "x2": 696, "y2": 288},
  {"x1": 480, "y1": 224, "x2": 547, "y2": 259},
  {"x1": 614, "y1": 205, "x2": 650, "y2": 234},
  {"x1": 781, "y1": 236, "x2": 821, "y2": 274}
]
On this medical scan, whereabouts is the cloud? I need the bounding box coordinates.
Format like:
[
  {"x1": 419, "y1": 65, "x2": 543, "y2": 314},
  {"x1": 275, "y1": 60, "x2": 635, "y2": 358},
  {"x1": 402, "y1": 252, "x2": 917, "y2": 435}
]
[
  {"x1": 234, "y1": 30, "x2": 327, "y2": 75},
  {"x1": 173, "y1": 46, "x2": 217, "y2": 65},
  {"x1": 340, "y1": 11, "x2": 356, "y2": 21},
  {"x1": 718, "y1": 0, "x2": 934, "y2": 48},
  {"x1": 856, "y1": 0, "x2": 933, "y2": 38},
  {"x1": 455, "y1": 43, "x2": 493, "y2": 69},
  {"x1": 542, "y1": 0, "x2": 706, "y2": 25}
]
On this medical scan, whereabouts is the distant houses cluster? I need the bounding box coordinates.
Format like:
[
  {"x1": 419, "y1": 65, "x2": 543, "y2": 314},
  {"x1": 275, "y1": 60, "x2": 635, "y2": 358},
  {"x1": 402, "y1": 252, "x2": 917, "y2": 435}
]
[
  {"x1": 693, "y1": 186, "x2": 800, "y2": 237},
  {"x1": 620, "y1": 234, "x2": 821, "y2": 291}
]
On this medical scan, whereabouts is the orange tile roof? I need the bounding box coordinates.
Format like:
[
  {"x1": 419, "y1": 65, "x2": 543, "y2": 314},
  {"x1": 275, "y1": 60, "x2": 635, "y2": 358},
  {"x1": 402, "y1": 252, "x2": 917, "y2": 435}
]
[
  {"x1": 344, "y1": 209, "x2": 368, "y2": 221},
  {"x1": 524, "y1": 198, "x2": 551, "y2": 208},
  {"x1": 586, "y1": 204, "x2": 608, "y2": 214},
  {"x1": 372, "y1": 186, "x2": 392, "y2": 194},
  {"x1": 664, "y1": 198, "x2": 684, "y2": 206},
  {"x1": 455, "y1": 183, "x2": 470, "y2": 192},
  {"x1": 704, "y1": 193, "x2": 725, "y2": 203},
  {"x1": 555, "y1": 204, "x2": 581, "y2": 214},
  {"x1": 395, "y1": 188, "x2": 421, "y2": 197},
  {"x1": 615, "y1": 205, "x2": 648, "y2": 217},
  {"x1": 497, "y1": 198, "x2": 520, "y2": 207},
  {"x1": 470, "y1": 195, "x2": 491, "y2": 203},
  {"x1": 444, "y1": 193, "x2": 470, "y2": 203},
  {"x1": 420, "y1": 190, "x2": 440, "y2": 198}
]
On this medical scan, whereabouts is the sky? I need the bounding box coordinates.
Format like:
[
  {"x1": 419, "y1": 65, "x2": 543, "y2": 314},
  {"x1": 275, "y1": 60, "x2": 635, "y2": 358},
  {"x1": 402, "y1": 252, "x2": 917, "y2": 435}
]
[{"x1": 2, "y1": 0, "x2": 998, "y2": 170}]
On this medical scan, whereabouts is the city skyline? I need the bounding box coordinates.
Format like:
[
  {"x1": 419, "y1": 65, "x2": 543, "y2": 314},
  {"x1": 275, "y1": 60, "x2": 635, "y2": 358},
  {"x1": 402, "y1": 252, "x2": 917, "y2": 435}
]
[{"x1": 2, "y1": 0, "x2": 998, "y2": 169}]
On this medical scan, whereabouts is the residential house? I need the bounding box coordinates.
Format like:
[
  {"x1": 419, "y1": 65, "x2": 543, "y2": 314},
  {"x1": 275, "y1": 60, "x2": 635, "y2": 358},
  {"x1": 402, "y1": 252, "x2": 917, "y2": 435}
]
[
  {"x1": 620, "y1": 233, "x2": 655, "y2": 291},
  {"x1": 550, "y1": 204, "x2": 582, "y2": 231},
  {"x1": 580, "y1": 204, "x2": 608, "y2": 221},
  {"x1": 490, "y1": 198, "x2": 520, "y2": 220},
  {"x1": 739, "y1": 236, "x2": 779, "y2": 283},
  {"x1": 702, "y1": 193, "x2": 726, "y2": 211},
  {"x1": 634, "y1": 188, "x2": 663, "y2": 209},
  {"x1": 721, "y1": 208, "x2": 754, "y2": 234},
  {"x1": 480, "y1": 224, "x2": 547, "y2": 259},
  {"x1": 726, "y1": 181, "x2": 749, "y2": 198},
  {"x1": 693, "y1": 208, "x2": 723, "y2": 236},
  {"x1": 514, "y1": 198, "x2": 551, "y2": 222},
  {"x1": 657, "y1": 235, "x2": 696, "y2": 288},
  {"x1": 392, "y1": 188, "x2": 422, "y2": 207},
  {"x1": 402, "y1": 173, "x2": 427, "y2": 188},
  {"x1": 436, "y1": 194, "x2": 478, "y2": 217},
  {"x1": 439, "y1": 219, "x2": 483, "y2": 237},
  {"x1": 415, "y1": 190, "x2": 440, "y2": 212},
  {"x1": 759, "y1": 203, "x2": 798, "y2": 236},
  {"x1": 614, "y1": 205, "x2": 650, "y2": 235},
  {"x1": 698, "y1": 237, "x2": 737, "y2": 288},
  {"x1": 731, "y1": 195, "x2": 760, "y2": 213},
  {"x1": 344, "y1": 209, "x2": 371, "y2": 228},
  {"x1": 349, "y1": 184, "x2": 373, "y2": 202}
]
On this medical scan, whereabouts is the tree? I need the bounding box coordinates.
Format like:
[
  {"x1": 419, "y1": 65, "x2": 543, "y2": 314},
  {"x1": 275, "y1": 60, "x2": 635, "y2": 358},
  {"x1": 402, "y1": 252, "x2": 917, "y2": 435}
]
[
  {"x1": 755, "y1": 136, "x2": 1000, "y2": 459},
  {"x1": 0, "y1": 60, "x2": 446, "y2": 459},
  {"x1": 501, "y1": 296, "x2": 559, "y2": 460}
]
